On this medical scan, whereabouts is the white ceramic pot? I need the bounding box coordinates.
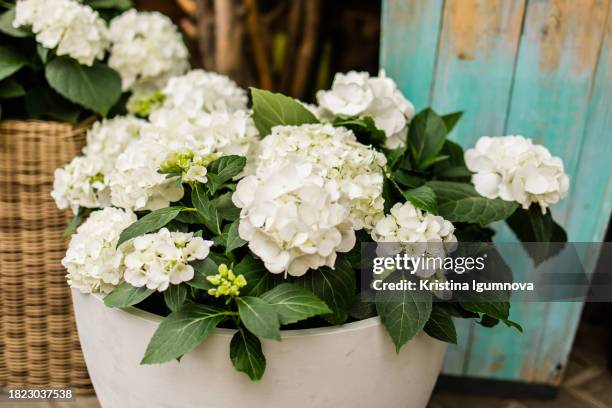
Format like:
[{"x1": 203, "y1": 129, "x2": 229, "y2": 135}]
[{"x1": 72, "y1": 289, "x2": 446, "y2": 408}]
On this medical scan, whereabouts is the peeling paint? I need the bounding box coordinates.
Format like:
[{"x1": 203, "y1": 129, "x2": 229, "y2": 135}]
[
  {"x1": 446, "y1": 0, "x2": 525, "y2": 61},
  {"x1": 537, "y1": 0, "x2": 608, "y2": 73}
]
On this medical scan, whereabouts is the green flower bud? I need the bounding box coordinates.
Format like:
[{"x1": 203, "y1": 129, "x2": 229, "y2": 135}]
[
  {"x1": 205, "y1": 264, "x2": 248, "y2": 298},
  {"x1": 127, "y1": 90, "x2": 166, "y2": 118}
]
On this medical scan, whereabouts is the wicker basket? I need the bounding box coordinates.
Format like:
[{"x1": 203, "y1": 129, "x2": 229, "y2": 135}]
[{"x1": 0, "y1": 119, "x2": 94, "y2": 394}]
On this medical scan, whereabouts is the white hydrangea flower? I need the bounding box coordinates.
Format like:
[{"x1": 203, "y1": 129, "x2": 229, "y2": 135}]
[
  {"x1": 109, "y1": 109, "x2": 258, "y2": 211},
  {"x1": 108, "y1": 10, "x2": 189, "y2": 91},
  {"x1": 371, "y1": 201, "x2": 457, "y2": 278},
  {"x1": 155, "y1": 70, "x2": 248, "y2": 117},
  {"x1": 316, "y1": 70, "x2": 415, "y2": 149},
  {"x1": 148, "y1": 108, "x2": 259, "y2": 160},
  {"x1": 233, "y1": 160, "x2": 356, "y2": 277},
  {"x1": 122, "y1": 228, "x2": 213, "y2": 292},
  {"x1": 51, "y1": 155, "x2": 111, "y2": 214},
  {"x1": 63, "y1": 207, "x2": 136, "y2": 294},
  {"x1": 14, "y1": 0, "x2": 109, "y2": 66},
  {"x1": 465, "y1": 135, "x2": 570, "y2": 213},
  {"x1": 255, "y1": 123, "x2": 386, "y2": 230},
  {"x1": 83, "y1": 116, "x2": 147, "y2": 162},
  {"x1": 109, "y1": 138, "x2": 184, "y2": 211}
]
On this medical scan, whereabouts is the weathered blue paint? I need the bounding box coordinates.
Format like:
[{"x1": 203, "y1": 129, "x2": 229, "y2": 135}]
[
  {"x1": 381, "y1": 0, "x2": 612, "y2": 385},
  {"x1": 380, "y1": 0, "x2": 444, "y2": 110}
]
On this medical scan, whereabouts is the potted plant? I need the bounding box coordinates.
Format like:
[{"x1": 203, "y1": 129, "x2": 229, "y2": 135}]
[{"x1": 54, "y1": 57, "x2": 570, "y2": 406}]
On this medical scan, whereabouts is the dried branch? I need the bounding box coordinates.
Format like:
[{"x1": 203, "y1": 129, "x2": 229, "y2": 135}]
[
  {"x1": 244, "y1": 0, "x2": 273, "y2": 90},
  {"x1": 291, "y1": 0, "x2": 320, "y2": 98},
  {"x1": 176, "y1": 0, "x2": 197, "y2": 16},
  {"x1": 280, "y1": 0, "x2": 302, "y2": 93},
  {"x1": 195, "y1": 0, "x2": 216, "y2": 69}
]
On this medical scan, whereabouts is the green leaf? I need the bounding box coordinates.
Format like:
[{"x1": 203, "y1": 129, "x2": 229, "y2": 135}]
[
  {"x1": 348, "y1": 297, "x2": 377, "y2": 320},
  {"x1": 25, "y1": 86, "x2": 82, "y2": 123},
  {"x1": 427, "y1": 181, "x2": 518, "y2": 226},
  {"x1": 117, "y1": 207, "x2": 183, "y2": 247},
  {"x1": 141, "y1": 304, "x2": 228, "y2": 364},
  {"x1": 85, "y1": 0, "x2": 133, "y2": 10},
  {"x1": 408, "y1": 108, "x2": 447, "y2": 170},
  {"x1": 394, "y1": 170, "x2": 425, "y2": 189},
  {"x1": 507, "y1": 206, "x2": 567, "y2": 243},
  {"x1": 506, "y1": 206, "x2": 567, "y2": 265},
  {"x1": 224, "y1": 220, "x2": 246, "y2": 253},
  {"x1": 236, "y1": 296, "x2": 281, "y2": 341},
  {"x1": 230, "y1": 327, "x2": 266, "y2": 381},
  {"x1": 386, "y1": 145, "x2": 407, "y2": 169},
  {"x1": 375, "y1": 271, "x2": 432, "y2": 352},
  {"x1": 293, "y1": 256, "x2": 356, "y2": 325},
  {"x1": 36, "y1": 45, "x2": 49, "y2": 63},
  {"x1": 104, "y1": 282, "x2": 154, "y2": 308},
  {"x1": 188, "y1": 258, "x2": 218, "y2": 290},
  {"x1": 260, "y1": 283, "x2": 331, "y2": 325},
  {"x1": 333, "y1": 115, "x2": 387, "y2": 147},
  {"x1": 424, "y1": 304, "x2": 457, "y2": 344},
  {"x1": 164, "y1": 284, "x2": 188, "y2": 312},
  {"x1": 436, "y1": 165, "x2": 472, "y2": 179},
  {"x1": 400, "y1": 185, "x2": 437, "y2": 214},
  {"x1": 62, "y1": 211, "x2": 85, "y2": 238},
  {"x1": 250, "y1": 88, "x2": 319, "y2": 137},
  {"x1": 460, "y1": 301, "x2": 522, "y2": 332},
  {"x1": 234, "y1": 254, "x2": 282, "y2": 296},
  {"x1": 0, "y1": 9, "x2": 31, "y2": 38},
  {"x1": 206, "y1": 155, "x2": 246, "y2": 194},
  {"x1": 192, "y1": 184, "x2": 222, "y2": 235},
  {"x1": 0, "y1": 77, "x2": 24, "y2": 99},
  {"x1": 213, "y1": 192, "x2": 240, "y2": 221},
  {"x1": 0, "y1": 45, "x2": 27, "y2": 80},
  {"x1": 45, "y1": 57, "x2": 122, "y2": 116},
  {"x1": 441, "y1": 111, "x2": 463, "y2": 133}
]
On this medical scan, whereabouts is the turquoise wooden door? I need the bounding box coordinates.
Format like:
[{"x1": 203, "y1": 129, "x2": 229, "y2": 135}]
[{"x1": 381, "y1": 0, "x2": 612, "y2": 385}]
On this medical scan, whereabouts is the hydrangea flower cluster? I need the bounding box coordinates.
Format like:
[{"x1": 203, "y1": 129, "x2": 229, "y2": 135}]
[
  {"x1": 109, "y1": 139, "x2": 185, "y2": 211},
  {"x1": 255, "y1": 123, "x2": 387, "y2": 230},
  {"x1": 82, "y1": 116, "x2": 147, "y2": 162},
  {"x1": 51, "y1": 116, "x2": 146, "y2": 214},
  {"x1": 465, "y1": 135, "x2": 570, "y2": 213},
  {"x1": 14, "y1": 0, "x2": 109, "y2": 66},
  {"x1": 148, "y1": 108, "x2": 258, "y2": 159},
  {"x1": 51, "y1": 155, "x2": 111, "y2": 214},
  {"x1": 153, "y1": 70, "x2": 249, "y2": 117},
  {"x1": 233, "y1": 160, "x2": 356, "y2": 277},
  {"x1": 108, "y1": 10, "x2": 189, "y2": 91},
  {"x1": 316, "y1": 70, "x2": 415, "y2": 149},
  {"x1": 62, "y1": 207, "x2": 136, "y2": 294},
  {"x1": 371, "y1": 202, "x2": 457, "y2": 278},
  {"x1": 122, "y1": 228, "x2": 213, "y2": 292},
  {"x1": 109, "y1": 108, "x2": 258, "y2": 211}
]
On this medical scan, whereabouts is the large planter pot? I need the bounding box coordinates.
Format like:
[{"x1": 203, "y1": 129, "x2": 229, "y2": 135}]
[{"x1": 72, "y1": 289, "x2": 447, "y2": 408}]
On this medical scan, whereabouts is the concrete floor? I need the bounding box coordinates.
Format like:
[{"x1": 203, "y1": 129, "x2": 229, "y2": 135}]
[{"x1": 2, "y1": 324, "x2": 610, "y2": 408}]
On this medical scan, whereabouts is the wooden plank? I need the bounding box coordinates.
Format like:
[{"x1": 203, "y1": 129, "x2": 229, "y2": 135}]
[
  {"x1": 565, "y1": 1, "x2": 612, "y2": 243},
  {"x1": 450, "y1": 1, "x2": 606, "y2": 384},
  {"x1": 532, "y1": 0, "x2": 612, "y2": 384},
  {"x1": 504, "y1": 0, "x2": 609, "y2": 224},
  {"x1": 431, "y1": 0, "x2": 526, "y2": 146},
  {"x1": 478, "y1": 0, "x2": 609, "y2": 383},
  {"x1": 425, "y1": 0, "x2": 527, "y2": 377},
  {"x1": 380, "y1": 0, "x2": 444, "y2": 110}
]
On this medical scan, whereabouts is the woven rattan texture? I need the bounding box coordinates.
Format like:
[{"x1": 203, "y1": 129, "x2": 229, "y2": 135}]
[{"x1": 0, "y1": 119, "x2": 93, "y2": 394}]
